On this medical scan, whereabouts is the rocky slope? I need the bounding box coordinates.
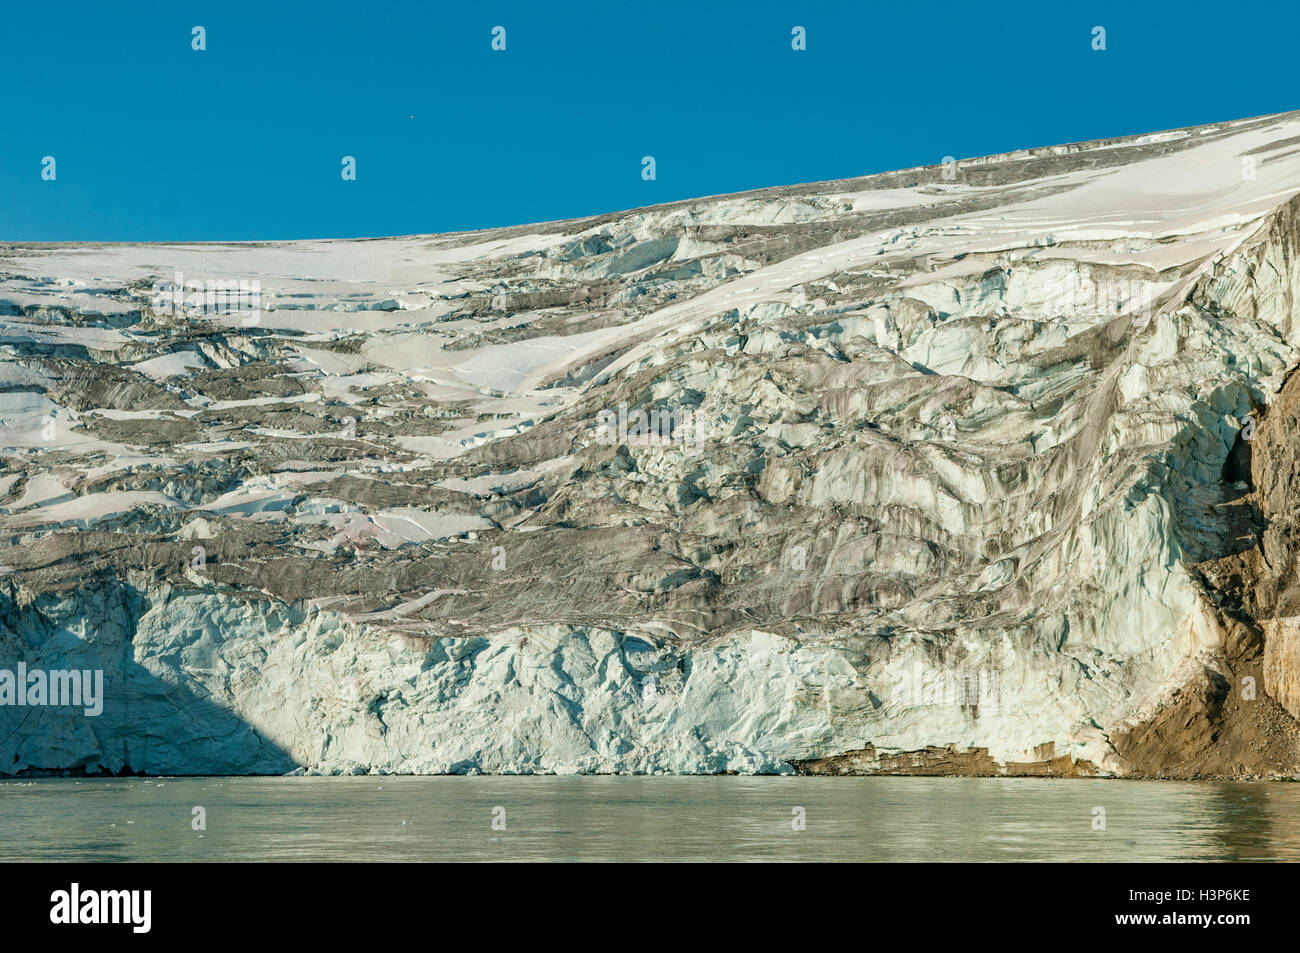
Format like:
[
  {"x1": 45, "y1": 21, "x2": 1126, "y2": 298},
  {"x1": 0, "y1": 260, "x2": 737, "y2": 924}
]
[{"x1": 6, "y1": 110, "x2": 1300, "y2": 776}]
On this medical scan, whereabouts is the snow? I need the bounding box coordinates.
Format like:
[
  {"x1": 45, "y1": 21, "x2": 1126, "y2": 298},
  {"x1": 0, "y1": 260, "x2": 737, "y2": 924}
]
[{"x1": 130, "y1": 350, "x2": 210, "y2": 379}]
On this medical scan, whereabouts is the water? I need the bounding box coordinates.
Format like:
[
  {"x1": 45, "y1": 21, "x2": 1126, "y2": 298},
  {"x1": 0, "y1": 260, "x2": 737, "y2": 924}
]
[{"x1": 1, "y1": 776, "x2": 1296, "y2": 862}]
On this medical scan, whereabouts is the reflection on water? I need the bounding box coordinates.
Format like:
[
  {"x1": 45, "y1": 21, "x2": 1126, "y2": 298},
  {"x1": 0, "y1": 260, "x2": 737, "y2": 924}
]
[{"x1": 0, "y1": 776, "x2": 1296, "y2": 862}]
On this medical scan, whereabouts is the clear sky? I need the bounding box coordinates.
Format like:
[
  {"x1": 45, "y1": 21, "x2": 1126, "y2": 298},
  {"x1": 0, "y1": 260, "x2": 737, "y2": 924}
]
[{"x1": 3, "y1": 0, "x2": 1296, "y2": 241}]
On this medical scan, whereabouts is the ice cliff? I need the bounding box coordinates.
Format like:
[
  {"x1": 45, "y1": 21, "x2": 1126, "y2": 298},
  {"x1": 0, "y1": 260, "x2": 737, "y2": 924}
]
[{"x1": 6, "y1": 110, "x2": 1300, "y2": 776}]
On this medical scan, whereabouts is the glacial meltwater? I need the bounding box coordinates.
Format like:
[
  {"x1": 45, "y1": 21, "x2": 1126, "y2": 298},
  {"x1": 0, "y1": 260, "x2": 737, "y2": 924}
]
[{"x1": 2, "y1": 776, "x2": 1297, "y2": 862}]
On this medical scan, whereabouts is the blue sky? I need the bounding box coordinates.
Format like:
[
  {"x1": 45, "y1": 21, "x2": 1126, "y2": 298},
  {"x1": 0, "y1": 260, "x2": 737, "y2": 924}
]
[{"x1": 3, "y1": 0, "x2": 1296, "y2": 241}]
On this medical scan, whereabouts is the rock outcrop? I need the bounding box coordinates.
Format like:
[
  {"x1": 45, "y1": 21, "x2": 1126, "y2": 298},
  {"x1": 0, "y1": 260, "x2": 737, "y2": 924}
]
[{"x1": 7, "y1": 110, "x2": 1300, "y2": 776}]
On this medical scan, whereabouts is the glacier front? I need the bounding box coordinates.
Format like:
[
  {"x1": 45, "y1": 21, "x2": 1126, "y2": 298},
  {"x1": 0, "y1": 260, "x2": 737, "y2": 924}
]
[{"x1": 6, "y1": 110, "x2": 1300, "y2": 777}]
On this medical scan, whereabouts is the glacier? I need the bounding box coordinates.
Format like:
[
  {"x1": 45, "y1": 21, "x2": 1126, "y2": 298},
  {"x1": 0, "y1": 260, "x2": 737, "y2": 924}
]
[{"x1": 6, "y1": 110, "x2": 1300, "y2": 776}]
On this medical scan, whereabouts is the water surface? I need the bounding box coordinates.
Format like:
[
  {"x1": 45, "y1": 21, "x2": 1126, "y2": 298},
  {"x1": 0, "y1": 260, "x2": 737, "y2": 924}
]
[{"x1": 1, "y1": 776, "x2": 1293, "y2": 862}]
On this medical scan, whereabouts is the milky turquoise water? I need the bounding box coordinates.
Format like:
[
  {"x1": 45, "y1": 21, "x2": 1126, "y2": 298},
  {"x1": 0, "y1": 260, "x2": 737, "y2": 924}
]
[{"x1": 1, "y1": 776, "x2": 1294, "y2": 862}]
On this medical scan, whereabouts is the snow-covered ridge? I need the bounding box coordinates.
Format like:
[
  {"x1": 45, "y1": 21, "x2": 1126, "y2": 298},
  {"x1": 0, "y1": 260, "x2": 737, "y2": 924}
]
[{"x1": 4, "y1": 109, "x2": 1300, "y2": 776}]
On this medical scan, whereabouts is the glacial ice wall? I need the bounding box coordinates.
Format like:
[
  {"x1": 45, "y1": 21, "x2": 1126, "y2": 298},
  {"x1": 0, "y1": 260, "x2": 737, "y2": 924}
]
[{"x1": 6, "y1": 110, "x2": 1300, "y2": 775}]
